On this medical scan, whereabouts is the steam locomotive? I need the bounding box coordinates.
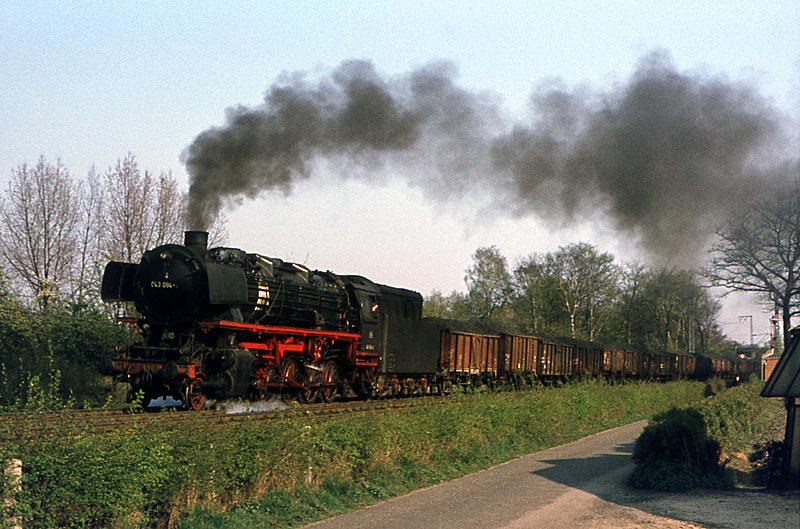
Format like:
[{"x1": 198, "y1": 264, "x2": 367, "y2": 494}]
[
  {"x1": 101, "y1": 231, "x2": 759, "y2": 410},
  {"x1": 101, "y1": 231, "x2": 440, "y2": 409}
]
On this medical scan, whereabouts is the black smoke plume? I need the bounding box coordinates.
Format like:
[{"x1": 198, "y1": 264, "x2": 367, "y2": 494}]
[{"x1": 182, "y1": 51, "x2": 794, "y2": 266}]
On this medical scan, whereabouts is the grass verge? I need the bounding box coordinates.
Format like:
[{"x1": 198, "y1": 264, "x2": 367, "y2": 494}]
[{"x1": 1, "y1": 379, "x2": 708, "y2": 529}]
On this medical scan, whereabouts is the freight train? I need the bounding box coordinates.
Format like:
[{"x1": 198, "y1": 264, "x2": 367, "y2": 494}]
[{"x1": 100, "y1": 232, "x2": 759, "y2": 409}]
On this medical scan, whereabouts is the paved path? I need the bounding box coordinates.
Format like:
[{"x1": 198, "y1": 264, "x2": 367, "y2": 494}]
[{"x1": 303, "y1": 421, "x2": 653, "y2": 529}]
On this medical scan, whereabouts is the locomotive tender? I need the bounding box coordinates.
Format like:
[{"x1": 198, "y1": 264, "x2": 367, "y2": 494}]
[{"x1": 101, "y1": 231, "x2": 759, "y2": 409}]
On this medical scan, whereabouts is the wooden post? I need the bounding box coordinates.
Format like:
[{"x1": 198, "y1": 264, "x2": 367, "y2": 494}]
[
  {"x1": 4, "y1": 459, "x2": 22, "y2": 529},
  {"x1": 784, "y1": 398, "x2": 800, "y2": 486}
]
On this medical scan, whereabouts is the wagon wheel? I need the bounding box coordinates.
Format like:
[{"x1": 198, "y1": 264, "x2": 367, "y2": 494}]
[
  {"x1": 186, "y1": 389, "x2": 206, "y2": 411},
  {"x1": 353, "y1": 368, "x2": 374, "y2": 399},
  {"x1": 182, "y1": 376, "x2": 206, "y2": 411},
  {"x1": 419, "y1": 377, "x2": 429, "y2": 395},
  {"x1": 320, "y1": 360, "x2": 340, "y2": 403},
  {"x1": 303, "y1": 364, "x2": 322, "y2": 403},
  {"x1": 278, "y1": 358, "x2": 302, "y2": 404}
]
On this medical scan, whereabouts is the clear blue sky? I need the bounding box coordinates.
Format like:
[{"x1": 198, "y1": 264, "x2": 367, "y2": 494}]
[{"x1": 1, "y1": 1, "x2": 798, "y2": 344}]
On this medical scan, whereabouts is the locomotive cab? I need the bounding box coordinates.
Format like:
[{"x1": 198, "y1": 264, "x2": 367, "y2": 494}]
[
  {"x1": 344, "y1": 276, "x2": 383, "y2": 354},
  {"x1": 342, "y1": 277, "x2": 439, "y2": 376}
]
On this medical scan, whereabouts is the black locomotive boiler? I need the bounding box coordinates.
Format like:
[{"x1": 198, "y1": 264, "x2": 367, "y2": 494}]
[{"x1": 101, "y1": 231, "x2": 440, "y2": 409}]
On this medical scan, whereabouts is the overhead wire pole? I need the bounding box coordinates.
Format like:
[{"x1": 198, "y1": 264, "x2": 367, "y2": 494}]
[{"x1": 739, "y1": 314, "x2": 754, "y2": 345}]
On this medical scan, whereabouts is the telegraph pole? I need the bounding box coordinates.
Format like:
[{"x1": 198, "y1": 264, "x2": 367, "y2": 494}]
[{"x1": 739, "y1": 315, "x2": 754, "y2": 345}]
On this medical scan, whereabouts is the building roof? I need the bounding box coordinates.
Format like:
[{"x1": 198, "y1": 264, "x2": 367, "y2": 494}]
[
  {"x1": 761, "y1": 348, "x2": 778, "y2": 360},
  {"x1": 761, "y1": 328, "x2": 800, "y2": 398}
]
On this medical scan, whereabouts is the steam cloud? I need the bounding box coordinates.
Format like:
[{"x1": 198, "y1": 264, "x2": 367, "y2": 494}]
[{"x1": 182, "y1": 51, "x2": 794, "y2": 266}]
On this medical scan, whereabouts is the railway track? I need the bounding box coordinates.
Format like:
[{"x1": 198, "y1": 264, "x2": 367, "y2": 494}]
[{"x1": 0, "y1": 396, "x2": 452, "y2": 437}]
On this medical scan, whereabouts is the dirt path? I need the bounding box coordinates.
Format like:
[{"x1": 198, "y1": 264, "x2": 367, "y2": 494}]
[
  {"x1": 593, "y1": 487, "x2": 799, "y2": 529},
  {"x1": 304, "y1": 421, "x2": 799, "y2": 529}
]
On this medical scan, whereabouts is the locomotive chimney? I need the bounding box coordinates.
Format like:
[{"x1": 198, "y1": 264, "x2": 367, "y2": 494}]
[{"x1": 184, "y1": 230, "x2": 209, "y2": 257}]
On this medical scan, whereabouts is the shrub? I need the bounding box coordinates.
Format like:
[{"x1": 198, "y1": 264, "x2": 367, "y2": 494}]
[
  {"x1": 695, "y1": 376, "x2": 771, "y2": 455},
  {"x1": 630, "y1": 407, "x2": 732, "y2": 491},
  {"x1": 703, "y1": 376, "x2": 727, "y2": 397},
  {"x1": 0, "y1": 300, "x2": 126, "y2": 409},
  {"x1": 5, "y1": 417, "x2": 174, "y2": 529}
]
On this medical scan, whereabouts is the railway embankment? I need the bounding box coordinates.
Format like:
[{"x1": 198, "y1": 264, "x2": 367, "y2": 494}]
[{"x1": 0, "y1": 378, "x2": 782, "y2": 529}]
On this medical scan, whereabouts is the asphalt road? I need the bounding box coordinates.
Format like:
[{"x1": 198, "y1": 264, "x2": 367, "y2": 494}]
[{"x1": 303, "y1": 420, "x2": 650, "y2": 529}]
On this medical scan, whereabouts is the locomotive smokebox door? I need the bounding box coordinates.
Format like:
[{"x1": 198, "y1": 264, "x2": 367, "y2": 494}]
[{"x1": 133, "y1": 244, "x2": 208, "y2": 327}]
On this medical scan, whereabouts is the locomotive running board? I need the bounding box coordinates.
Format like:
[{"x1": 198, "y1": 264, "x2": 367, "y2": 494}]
[
  {"x1": 201, "y1": 320, "x2": 361, "y2": 341},
  {"x1": 200, "y1": 320, "x2": 372, "y2": 365}
]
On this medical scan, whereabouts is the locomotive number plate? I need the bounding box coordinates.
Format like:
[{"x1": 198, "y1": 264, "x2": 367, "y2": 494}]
[{"x1": 150, "y1": 280, "x2": 177, "y2": 289}]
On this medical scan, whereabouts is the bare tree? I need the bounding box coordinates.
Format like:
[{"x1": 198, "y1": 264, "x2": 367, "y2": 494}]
[
  {"x1": 0, "y1": 153, "x2": 228, "y2": 312},
  {"x1": 0, "y1": 157, "x2": 80, "y2": 304},
  {"x1": 101, "y1": 154, "x2": 156, "y2": 262},
  {"x1": 72, "y1": 167, "x2": 105, "y2": 304},
  {"x1": 706, "y1": 174, "x2": 800, "y2": 351},
  {"x1": 100, "y1": 153, "x2": 187, "y2": 262},
  {"x1": 206, "y1": 210, "x2": 229, "y2": 248},
  {"x1": 152, "y1": 170, "x2": 186, "y2": 247}
]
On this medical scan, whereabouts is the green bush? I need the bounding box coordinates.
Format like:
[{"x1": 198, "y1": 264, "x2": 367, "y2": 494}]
[
  {"x1": 696, "y1": 375, "x2": 773, "y2": 455},
  {"x1": 0, "y1": 302, "x2": 126, "y2": 410},
  {"x1": 629, "y1": 378, "x2": 782, "y2": 491},
  {"x1": 45, "y1": 306, "x2": 129, "y2": 403},
  {"x1": 630, "y1": 407, "x2": 731, "y2": 491},
  {"x1": 3, "y1": 417, "x2": 174, "y2": 528}
]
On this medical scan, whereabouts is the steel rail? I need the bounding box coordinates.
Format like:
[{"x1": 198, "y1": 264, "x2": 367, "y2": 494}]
[{"x1": 0, "y1": 396, "x2": 458, "y2": 437}]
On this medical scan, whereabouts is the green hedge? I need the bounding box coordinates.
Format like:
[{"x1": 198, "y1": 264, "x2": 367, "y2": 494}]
[
  {"x1": 630, "y1": 406, "x2": 730, "y2": 491},
  {"x1": 1, "y1": 379, "x2": 706, "y2": 529},
  {"x1": 0, "y1": 304, "x2": 127, "y2": 410},
  {"x1": 629, "y1": 377, "x2": 783, "y2": 491}
]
